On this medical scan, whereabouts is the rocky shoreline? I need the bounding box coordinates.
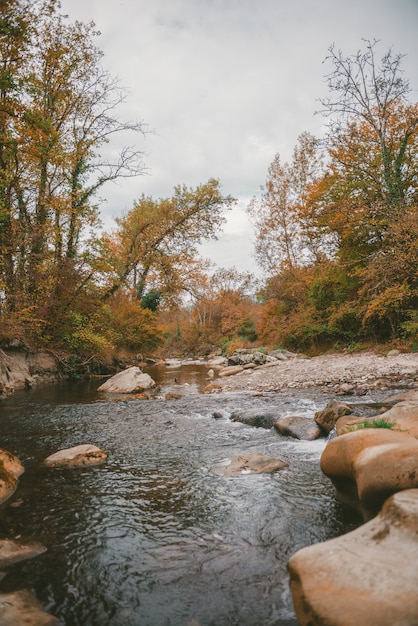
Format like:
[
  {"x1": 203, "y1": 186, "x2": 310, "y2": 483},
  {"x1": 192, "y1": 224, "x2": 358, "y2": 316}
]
[{"x1": 214, "y1": 350, "x2": 418, "y2": 625}]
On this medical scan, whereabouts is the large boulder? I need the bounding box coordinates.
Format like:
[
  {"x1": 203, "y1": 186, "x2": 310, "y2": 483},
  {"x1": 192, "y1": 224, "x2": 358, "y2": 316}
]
[
  {"x1": 370, "y1": 395, "x2": 418, "y2": 438},
  {"x1": 320, "y1": 428, "x2": 418, "y2": 520},
  {"x1": 211, "y1": 453, "x2": 288, "y2": 476},
  {"x1": 43, "y1": 444, "x2": 108, "y2": 469},
  {"x1": 288, "y1": 489, "x2": 418, "y2": 626},
  {"x1": 97, "y1": 366, "x2": 156, "y2": 393},
  {"x1": 335, "y1": 393, "x2": 418, "y2": 439},
  {"x1": 0, "y1": 449, "x2": 24, "y2": 478},
  {"x1": 274, "y1": 415, "x2": 322, "y2": 440}
]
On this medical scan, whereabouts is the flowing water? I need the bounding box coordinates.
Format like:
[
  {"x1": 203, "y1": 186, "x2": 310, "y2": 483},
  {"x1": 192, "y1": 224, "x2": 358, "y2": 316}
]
[{"x1": 0, "y1": 366, "x2": 370, "y2": 626}]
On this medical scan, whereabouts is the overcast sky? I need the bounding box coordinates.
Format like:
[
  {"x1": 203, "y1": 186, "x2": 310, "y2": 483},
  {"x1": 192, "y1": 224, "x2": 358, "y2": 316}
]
[{"x1": 59, "y1": 0, "x2": 418, "y2": 275}]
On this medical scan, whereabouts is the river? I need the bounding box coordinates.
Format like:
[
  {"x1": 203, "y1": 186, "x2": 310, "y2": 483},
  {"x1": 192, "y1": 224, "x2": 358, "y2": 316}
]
[{"x1": 0, "y1": 365, "x2": 369, "y2": 626}]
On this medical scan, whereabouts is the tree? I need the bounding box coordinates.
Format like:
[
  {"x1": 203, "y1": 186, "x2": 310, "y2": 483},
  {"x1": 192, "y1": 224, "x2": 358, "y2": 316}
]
[
  {"x1": 0, "y1": 0, "x2": 147, "y2": 338},
  {"x1": 251, "y1": 40, "x2": 418, "y2": 349},
  {"x1": 100, "y1": 179, "x2": 236, "y2": 302},
  {"x1": 319, "y1": 39, "x2": 416, "y2": 214},
  {"x1": 248, "y1": 132, "x2": 323, "y2": 274},
  {"x1": 317, "y1": 40, "x2": 418, "y2": 337}
]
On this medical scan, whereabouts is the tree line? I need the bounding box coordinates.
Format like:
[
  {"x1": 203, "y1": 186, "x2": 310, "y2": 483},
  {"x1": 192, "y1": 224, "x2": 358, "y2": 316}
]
[
  {"x1": 0, "y1": 1, "x2": 416, "y2": 364},
  {"x1": 250, "y1": 40, "x2": 418, "y2": 352}
]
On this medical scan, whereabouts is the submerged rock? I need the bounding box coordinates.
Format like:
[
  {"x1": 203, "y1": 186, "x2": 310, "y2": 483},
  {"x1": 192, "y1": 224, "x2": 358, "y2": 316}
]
[
  {"x1": 211, "y1": 453, "x2": 288, "y2": 476},
  {"x1": 288, "y1": 489, "x2": 418, "y2": 626},
  {"x1": 97, "y1": 366, "x2": 156, "y2": 393},
  {"x1": 0, "y1": 539, "x2": 47, "y2": 568},
  {"x1": 0, "y1": 589, "x2": 60, "y2": 625},
  {"x1": 43, "y1": 444, "x2": 108, "y2": 469},
  {"x1": 230, "y1": 408, "x2": 278, "y2": 428}
]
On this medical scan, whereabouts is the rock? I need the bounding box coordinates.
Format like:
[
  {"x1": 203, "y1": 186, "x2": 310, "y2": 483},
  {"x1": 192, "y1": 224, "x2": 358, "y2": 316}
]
[
  {"x1": 314, "y1": 399, "x2": 352, "y2": 433},
  {"x1": 206, "y1": 356, "x2": 227, "y2": 367},
  {"x1": 336, "y1": 395, "x2": 418, "y2": 438},
  {"x1": 345, "y1": 401, "x2": 395, "y2": 417},
  {"x1": 0, "y1": 589, "x2": 60, "y2": 625},
  {"x1": 0, "y1": 348, "x2": 60, "y2": 392},
  {"x1": 203, "y1": 382, "x2": 222, "y2": 393},
  {"x1": 165, "y1": 392, "x2": 181, "y2": 400},
  {"x1": 336, "y1": 382, "x2": 355, "y2": 394},
  {"x1": 0, "y1": 449, "x2": 24, "y2": 505},
  {"x1": 288, "y1": 489, "x2": 418, "y2": 626},
  {"x1": 211, "y1": 453, "x2": 288, "y2": 476},
  {"x1": 269, "y1": 349, "x2": 296, "y2": 360},
  {"x1": 0, "y1": 449, "x2": 24, "y2": 478},
  {"x1": 385, "y1": 389, "x2": 418, "y2": 403},
  {"x1": 227, "y1": 350, "x2": 278, "y2": 367},
  {"x1": 0, "y1": 467, "x2": 18, "y2": 506},
  {"x1": 387, "y1": 349, "x2": 402, "y2": 356},
  {"x1": 274, "y1": 416, "x2": 322, "y2": 440},
  {"x1": 43, "y1": 444, "x2": 108, "y2": 469},
  {"x1": 212, "y1": 410, "x2": 228, "y2": 419},
  {"x1": 320, "y1": 428, "x2": 418, "y2": 520},
  {"x1": 97, "y1": 366, "x2": 156, "y2": 393},
  {"x1": 230, "y1": 408, "x2": 278, "y2": 428},
  {"x1": 0, "y1": 539, "x2": 47, "y2": 568},
  {"x1": 217, "y1": 365, "x2": 244, "y2": 377},
  {"x1": 372, "y1": 396, "x2": 418, "y2": 438}
]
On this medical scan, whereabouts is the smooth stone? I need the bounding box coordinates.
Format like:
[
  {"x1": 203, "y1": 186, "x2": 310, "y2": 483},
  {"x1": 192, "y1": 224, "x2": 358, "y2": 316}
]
[
  {"x1": 288, "y1": 489, "x2": 418, "y2": 626},
  {"x1": 43, "y1": 444, "x2": 108, "y2": 468},
  {"x1": 97, "y1": 366, "x2": 156, "y2": 393},
  {"x1": 274, "y1": 415, "x2": 322, "y2": 440},
  {"x1": 320, "y1": 429, "x2": 418, "y2": 520},
  {"x1": 211, "y1": 452, "x2": 288, "y2": 476}
]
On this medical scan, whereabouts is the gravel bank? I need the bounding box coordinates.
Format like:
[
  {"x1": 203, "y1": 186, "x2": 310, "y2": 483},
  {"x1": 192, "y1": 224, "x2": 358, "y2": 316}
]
[{"x1": 218, "y1": 351, "x2": 418, "y2": 395}]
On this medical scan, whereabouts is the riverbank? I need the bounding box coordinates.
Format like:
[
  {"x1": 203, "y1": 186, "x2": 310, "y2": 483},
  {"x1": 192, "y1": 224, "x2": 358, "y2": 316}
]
[{"x1": 217, "y1": 350, "x2": 418, "y2": 395}]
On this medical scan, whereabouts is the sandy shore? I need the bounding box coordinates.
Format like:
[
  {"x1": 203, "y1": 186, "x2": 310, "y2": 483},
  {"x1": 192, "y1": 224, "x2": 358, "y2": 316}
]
[{"x1": 218, "y1": 351, "x2": 418, "y2": 395}]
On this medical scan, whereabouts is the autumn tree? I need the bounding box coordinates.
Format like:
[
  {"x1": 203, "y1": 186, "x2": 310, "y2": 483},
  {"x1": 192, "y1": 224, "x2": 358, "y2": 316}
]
[
  {"x1": 248, "y1": 132, "x2": 323, "y2": 274},
  {"x1": 252, "y1": 40, "x2": 418, "y2": 350},
  {"x1": 100, "y1": 179, "x2": 236, "y2": 303},
  {"x1": 318, "y1": 40, "x2": 418, "y2": 338},
  {"x1": 0, "y1": 0, "x2": 147, "y2": 340}
]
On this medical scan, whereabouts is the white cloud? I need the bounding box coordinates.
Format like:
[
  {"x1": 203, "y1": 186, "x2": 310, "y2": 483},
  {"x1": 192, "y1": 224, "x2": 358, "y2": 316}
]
[{"x1": 60, "y1": 0, "x2": 418, "y2": 274}]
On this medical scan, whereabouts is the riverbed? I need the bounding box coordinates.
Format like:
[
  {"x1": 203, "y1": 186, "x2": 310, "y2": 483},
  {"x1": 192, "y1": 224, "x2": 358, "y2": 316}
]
[{"x1": 0, "y1": 372, "x2": 380, "y2": 626}]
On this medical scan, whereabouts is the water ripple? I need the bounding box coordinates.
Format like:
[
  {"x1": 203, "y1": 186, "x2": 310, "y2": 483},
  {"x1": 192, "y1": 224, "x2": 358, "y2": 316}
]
[{"x1": 0, "y1": 385, "x2": 366, "y2": 625}]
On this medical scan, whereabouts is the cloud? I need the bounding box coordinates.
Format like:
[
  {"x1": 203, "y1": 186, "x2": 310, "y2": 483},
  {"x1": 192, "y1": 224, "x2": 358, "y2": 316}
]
[{"x1": 61, "y1": 0, "x2": 418, "y2": 273}]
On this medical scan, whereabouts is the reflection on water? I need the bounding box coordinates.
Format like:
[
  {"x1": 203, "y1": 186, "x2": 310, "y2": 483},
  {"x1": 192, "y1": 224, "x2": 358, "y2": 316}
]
[
  {"x1": 145, "y1": 362, "x2": 217, "y2": 395},
  {"x1": 0, "y1": 377, "x2": 364, "y2": 626}
]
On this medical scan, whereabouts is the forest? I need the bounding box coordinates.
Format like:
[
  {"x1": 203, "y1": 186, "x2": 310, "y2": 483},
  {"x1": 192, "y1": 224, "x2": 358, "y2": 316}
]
[{"x1": 1, "y1": 0, "x2": 417, "y2": 370}]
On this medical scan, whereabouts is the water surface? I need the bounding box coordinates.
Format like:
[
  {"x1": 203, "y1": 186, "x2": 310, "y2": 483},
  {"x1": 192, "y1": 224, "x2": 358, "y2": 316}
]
[{"x1": 0, "y1": 375, "x2": 366, "y2": 625}]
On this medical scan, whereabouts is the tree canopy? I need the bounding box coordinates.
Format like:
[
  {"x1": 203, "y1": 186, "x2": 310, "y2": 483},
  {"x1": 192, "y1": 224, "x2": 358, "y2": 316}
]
[{"x1": 251, "y1": 40, "x2": 418, "y2": 350}]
